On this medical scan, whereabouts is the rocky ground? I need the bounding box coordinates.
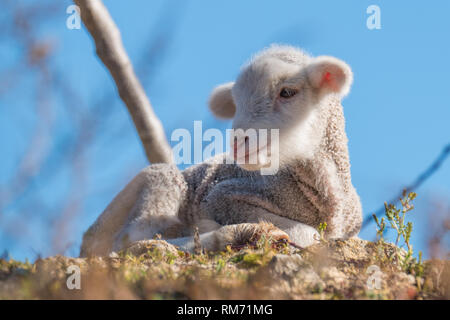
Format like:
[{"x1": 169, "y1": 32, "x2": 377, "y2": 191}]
[{"x1": 0, "y1": 237, "x2": 448, "y2": 300}]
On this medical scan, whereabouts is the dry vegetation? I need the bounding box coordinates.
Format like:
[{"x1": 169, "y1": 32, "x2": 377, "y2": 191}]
[
  {"x1": 1, "y1": 192, "x2": 449, "y2": 300},
  {"x1": 0, "y1": 235, "x2": 448, "y2": 300}
]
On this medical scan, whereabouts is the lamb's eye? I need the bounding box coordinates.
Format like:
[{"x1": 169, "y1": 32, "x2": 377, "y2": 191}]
[{"x1": 279, "y1": 88, "x2": 297, "y2": 98}]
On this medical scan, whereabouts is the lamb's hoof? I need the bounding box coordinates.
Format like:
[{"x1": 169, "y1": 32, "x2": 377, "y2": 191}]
[
  {"x1": 252, "y1": 221, "x2": 290, "y2": 243},
  {"x1": 215, "y1": 222, "x2": 290, "y2": 251},
  {"x1": 229, "y1": 222, "x2": 290, "y2": 250}
]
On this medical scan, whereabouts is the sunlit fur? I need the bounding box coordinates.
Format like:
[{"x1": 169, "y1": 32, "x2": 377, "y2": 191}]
[{"x1": 80, "y1": 45, "x2": 362, "y2": 257}]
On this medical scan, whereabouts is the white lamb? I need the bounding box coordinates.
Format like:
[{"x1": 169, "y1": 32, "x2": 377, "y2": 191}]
[{"x1": 80, "y1": 45, "x2": 362, "y2": 257}]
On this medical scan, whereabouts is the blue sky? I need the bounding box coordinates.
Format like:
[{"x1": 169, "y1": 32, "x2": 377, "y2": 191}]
[{"x1": 0, "y1": 0, "x2": 449, "y2": 260}]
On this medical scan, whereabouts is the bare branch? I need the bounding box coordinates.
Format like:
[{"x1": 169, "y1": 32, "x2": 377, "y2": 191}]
[{"x1": 74, "y1": 0, "x2": 173, "y2": 164}]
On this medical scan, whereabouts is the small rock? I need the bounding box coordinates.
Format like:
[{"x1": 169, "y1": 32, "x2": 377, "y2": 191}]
[
  {"x1": 268, "y1": 254, "x2": 305, "y2": 278},
  {"x1": 297, "y1": 268, "x2": 325, "y2": 290},
  {"x1": 319, "y1": 266, "x2": 349, "y2": 288},
  {"x1": 407, "y1": 274, "x2": 416, "y2": 285},
  {"x1": 108, "y1": 252, "x2": 119, "y2": 259}
]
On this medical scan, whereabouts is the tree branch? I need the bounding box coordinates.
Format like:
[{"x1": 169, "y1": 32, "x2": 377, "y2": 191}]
[{"x1": 74, "y1": 0, "x2": 173, "y2": 164}]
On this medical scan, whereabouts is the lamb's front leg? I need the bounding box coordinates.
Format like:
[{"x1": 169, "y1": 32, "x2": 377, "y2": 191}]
[
  {"x1": 246, "y1": 211, "x2": 320, "y2": 248},
  {"x1": 174, "y1": 212, "x2": 319, "y2": 252},
  {"x1": 201, "y1": 180, "x2": 320, "y2": 249}
]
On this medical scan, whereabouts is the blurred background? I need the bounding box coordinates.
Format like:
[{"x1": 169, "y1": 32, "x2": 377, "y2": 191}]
[{"x1": 0, "y1": 0, "x2": 448, "y2": 261}]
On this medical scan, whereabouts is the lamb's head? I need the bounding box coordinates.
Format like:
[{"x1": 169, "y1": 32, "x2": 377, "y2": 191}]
[{"x1": 209, "y1": 45, "x2": 353, "y2": 171}]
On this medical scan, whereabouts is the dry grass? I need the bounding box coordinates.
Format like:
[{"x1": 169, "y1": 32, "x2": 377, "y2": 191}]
[{"x1": 0, "y1": 237, "x2": 448, "y2": 300}]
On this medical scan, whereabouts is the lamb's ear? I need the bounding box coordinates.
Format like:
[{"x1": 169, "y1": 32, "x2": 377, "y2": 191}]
[
  {"x1": 306, "y1": 56, "x2": 353, "y2": 98},
  {"x1": 208, "y1": 82, "x2": 236, "y2": 119}
]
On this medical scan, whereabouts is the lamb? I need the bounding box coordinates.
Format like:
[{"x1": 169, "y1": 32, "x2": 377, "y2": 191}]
[{"x1": 79, "y1": 45, "x2": 362, "y2": 257}]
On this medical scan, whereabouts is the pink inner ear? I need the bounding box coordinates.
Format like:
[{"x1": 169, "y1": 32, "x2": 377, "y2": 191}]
[{"x1": 321, "y1": 70, "x2": 339, "y2": 91}]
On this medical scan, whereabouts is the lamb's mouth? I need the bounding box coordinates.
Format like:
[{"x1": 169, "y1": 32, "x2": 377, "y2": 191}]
[{"x1": 232, "y1": 141, "x2": 271, "y2": 167}]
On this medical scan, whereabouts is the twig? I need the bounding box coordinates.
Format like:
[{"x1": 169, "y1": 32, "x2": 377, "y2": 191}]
[
  {"x1": 363, "y1": 143, "x2": 450, "y2": 229},
  {"x1": 193, "y1": 227, "x2": 202, "y2": 255},
  {"x1": 287, "y1": 241, "x2": 304, "y2": 250}
]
